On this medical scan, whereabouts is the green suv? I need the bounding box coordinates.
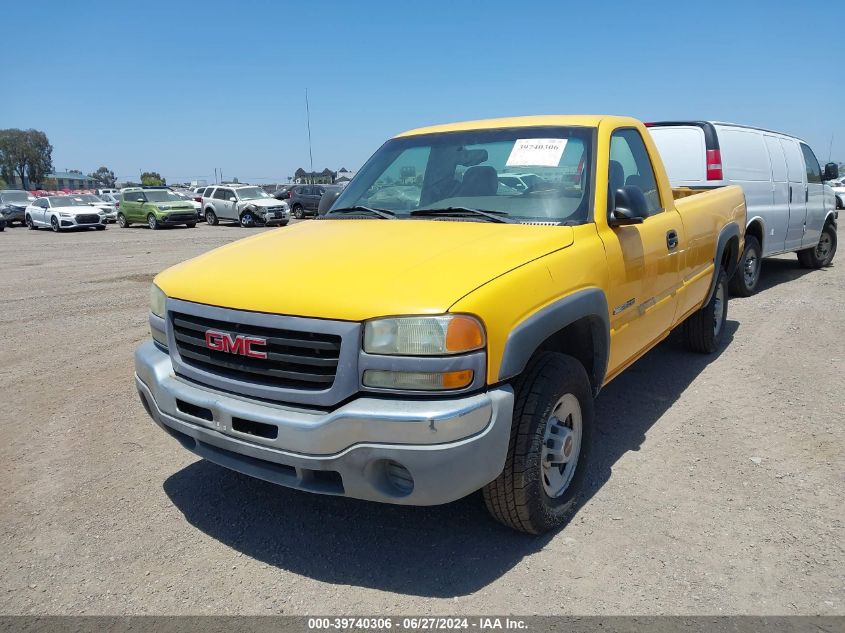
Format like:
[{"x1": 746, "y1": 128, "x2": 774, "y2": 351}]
[{"x1": 118, "y1": 188, "x2": 198, "y2": 230}]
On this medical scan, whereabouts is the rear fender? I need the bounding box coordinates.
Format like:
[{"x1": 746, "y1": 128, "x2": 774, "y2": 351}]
[{"x1": 705, "y1": 222, "x2": 741, "y2": 304}]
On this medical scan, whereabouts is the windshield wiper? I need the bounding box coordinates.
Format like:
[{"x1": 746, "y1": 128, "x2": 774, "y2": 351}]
[
  {"x1": 326, "y1": 206, "x2": 396, "y2": 219},
  {"x1": 411, "y1": 207, "x2": 513, "y2": 223}
]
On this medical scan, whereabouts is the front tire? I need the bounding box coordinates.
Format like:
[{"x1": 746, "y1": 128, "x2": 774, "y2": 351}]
[
  {"x1": 293, "y1": 204, "x2": 304, "y2": 219},
  {"x1": 205, "y1": 209, "x2": 218, "y2": 226},
  {"x1": 117, "y1": 212, "x2": 129, "y2": 228},
  {"x1": 240, "y1": 211, "x2": 256, "y2": 228},
  {"x1": 684, "y1": 268, "x2": 728, "y2": 353},
  {"x1": 797, "y1": 223, "x2": 837, "y2": 269},
  {"x1": 186, "y1": 222, "x2": 196, "y2": 228},
  {"x1": 50, "y1": 216, "x2": 61, "y2": 233},
  {"x1": 729, "y1": 235, "x2": 761, "y2": 297},
  {"x1": 26, "y1": 215, "x2": 36, "y2": 230},
  {"x1": 147, "y1": 214, "x2": 160, "y2": 230},
  {"x1": 482, "y1": 352, "x2": 593, "y2": 534}
]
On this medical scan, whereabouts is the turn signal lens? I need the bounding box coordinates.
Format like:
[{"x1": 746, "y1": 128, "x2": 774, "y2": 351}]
[
  {"x1": 445, "y1": 315, "x2": 485, "y2": 353},
  {"x1": 362, "y1": 369, "x2": 474, "y2": 391}
]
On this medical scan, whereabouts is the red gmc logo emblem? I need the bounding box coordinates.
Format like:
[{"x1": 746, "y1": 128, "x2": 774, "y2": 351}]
[{"x1": 204, "y1": 330, "x2": 268, "y2": 359}]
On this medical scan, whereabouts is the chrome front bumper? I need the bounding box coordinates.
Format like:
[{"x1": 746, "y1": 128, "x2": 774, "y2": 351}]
[{"x1": 135, "y1": 341, "x2": 514, "y2": 505}]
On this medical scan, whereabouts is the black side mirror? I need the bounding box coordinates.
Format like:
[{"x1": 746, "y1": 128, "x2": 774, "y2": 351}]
[
  {"x1": 609, "y1": 185, "x2": 649, "y2": 226},
  {"x1": 823, "y1": 162, "x2": 839, "y2": 181}
]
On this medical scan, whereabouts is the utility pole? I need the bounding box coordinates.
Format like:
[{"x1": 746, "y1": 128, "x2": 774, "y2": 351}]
[{"x1": 306, "y1": 88, "x2": 314, "y2": 184}]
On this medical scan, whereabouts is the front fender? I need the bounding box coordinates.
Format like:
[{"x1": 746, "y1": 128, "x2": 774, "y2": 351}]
[{"x1": 498, "y1": 288, "x2": 610, "y2": 395}]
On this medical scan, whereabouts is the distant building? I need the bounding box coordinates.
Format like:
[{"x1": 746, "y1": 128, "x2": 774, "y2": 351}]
[
  {"x1": 335, "y1": 167, "x2": 356, "y2": 183},
  {"x1": 6, "y1": 171, "x2": 99, "y2": 191},
  {"x1": 294, "y1": 167, "x2": 337, "y2": 184}
]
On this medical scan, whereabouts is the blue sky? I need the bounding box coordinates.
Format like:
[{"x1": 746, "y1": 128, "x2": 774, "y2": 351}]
[{"x1": 2, "y1": 0, "x2": 842, "y2": 185}]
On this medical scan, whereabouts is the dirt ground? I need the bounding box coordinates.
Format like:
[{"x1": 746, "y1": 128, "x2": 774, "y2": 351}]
[{"x1": 0, "y1": 221, "x2": 842, "y2": 616}]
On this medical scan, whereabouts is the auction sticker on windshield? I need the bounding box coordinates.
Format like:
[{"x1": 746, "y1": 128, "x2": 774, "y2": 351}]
[{"x1": 506, "y1": 138, "x2": 568, "y2": 167}]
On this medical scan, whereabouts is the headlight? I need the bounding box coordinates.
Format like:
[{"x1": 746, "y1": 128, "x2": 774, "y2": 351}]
[
  {"x1": 59, "y1": 212, "x2": 72, "y2": 217},
  {"x1": 363, "y1": 315, "x2": 485, "y2": 356},
  {"x1": 149, "y1": 283, "x2": 167, "y2": 318}
]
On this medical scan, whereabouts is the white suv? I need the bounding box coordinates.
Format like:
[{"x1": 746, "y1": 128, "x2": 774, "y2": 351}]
[{"x1": 202, "y1": 185, "x2": 290, "y2": 227}]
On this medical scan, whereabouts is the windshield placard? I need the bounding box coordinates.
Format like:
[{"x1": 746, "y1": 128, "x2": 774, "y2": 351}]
[{"x1": 506, "y1": 138, "x2": 568, "y2": 167}]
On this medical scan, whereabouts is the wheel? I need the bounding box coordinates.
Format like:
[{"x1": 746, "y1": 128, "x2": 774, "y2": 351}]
[
  {"x1": 147, "y1": 213, "x2": 160, "y2": 230},
  {"x1": 482, "y1": 352, "x2": 593, "y2": 534},
  {"x1": 293, "y1": 204, "x2": 304, "y2": 219},
  {"x1": 51, "y1": 216, "x2": 61, "y2": 232},
  {"x1": 684, "y1": 268, "x2": 728, "y2": 353},
  {"x1": 26, "y1": 215, "x2": 36, "y2": 230},
  {"x1": 205, "y1": 209, "x2": 218, "y2": 226},
  {"x1": 186, "y1": 223, "x2": 196, "y2": 228},
  {"x1": 240, "y1": 211, "x2": 256, "y2": 228},
  {"x1": 729, "y1": 235, "x2": 761, "y2": 297},
  {"x1": 797, "y1": 223, "x2": 837, "y2": 269},
  {"x1": 117, "y1": 213, "x2": 129, "y2": 228}
]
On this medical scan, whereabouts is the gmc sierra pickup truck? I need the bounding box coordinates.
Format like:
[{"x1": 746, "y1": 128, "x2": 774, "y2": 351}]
[{"x1": 136, "y1": 115, "x2": 746, "y2": 534}]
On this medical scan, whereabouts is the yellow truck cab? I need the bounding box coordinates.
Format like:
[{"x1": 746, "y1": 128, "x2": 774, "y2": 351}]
[{"x1": 136, "y1": 115, "x2": 746, "y2": 533}]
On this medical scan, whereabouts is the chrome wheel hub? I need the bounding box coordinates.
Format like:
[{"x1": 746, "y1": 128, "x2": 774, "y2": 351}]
[
  {"x1": 743, "y1": 250, "x2": 759, "y2": 286},
  {"x1": 541, "y1": 393, "x2": 582, "y2": 498},
  {"x1": 817, "y1": 233, "x2": 832, "y2": 260}
]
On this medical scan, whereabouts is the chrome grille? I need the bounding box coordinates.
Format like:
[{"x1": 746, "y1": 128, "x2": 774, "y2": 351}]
[{"x1": 171, "y1": 312, "x2": 341, "y2": 390}]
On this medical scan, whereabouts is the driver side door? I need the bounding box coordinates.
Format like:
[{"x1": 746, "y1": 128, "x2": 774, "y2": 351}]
[
  {"x1": 599, "y1": 127, "x2": 683, "y2": 373},
  {"x1": 33, "y1": 199, "x2": 49, "y2": 225}
]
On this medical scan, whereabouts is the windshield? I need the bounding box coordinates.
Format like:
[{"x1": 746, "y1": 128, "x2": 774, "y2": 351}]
[
  {"x1": 235, "y1": 187, "x2": 270, "y2": 200},
  {"x1": 144, "y1": 190, "x2": 183, "y2": 203},
  {"x1": 49, "y1": 196, "x2": 87, "y2": 207},
  {"x1": 332, "y1": 126, "x2": 593, "y2": 223},
  {"x1": 2, "y1": 191, "x2": 31, "y2": 203}
]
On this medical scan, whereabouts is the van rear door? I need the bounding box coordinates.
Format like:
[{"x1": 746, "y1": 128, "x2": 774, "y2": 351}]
[
  {"x1": 646, "y1": 121, "x2": 723, "y2": 187},
  {"x1": 648, "y1": 125, "x2": 707, "y2": 184}
]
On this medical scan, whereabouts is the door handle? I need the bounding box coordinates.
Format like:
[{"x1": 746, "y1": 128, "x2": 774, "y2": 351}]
[
  {"x1": 666, "y1": 229, "x2": 679, "y2": 250},
  {"x1": 805, "y1": 187, "x2": 808, "y2": 203},
  {"x1": 789, "y1": 185, "x2": 792, "y2": 203}
]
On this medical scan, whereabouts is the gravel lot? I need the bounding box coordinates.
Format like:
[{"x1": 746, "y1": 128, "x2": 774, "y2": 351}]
[{"x1": 0, "y1": 221, "x2": 842, "y2": 615}]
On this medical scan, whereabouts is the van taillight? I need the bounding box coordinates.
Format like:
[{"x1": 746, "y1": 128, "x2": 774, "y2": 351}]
[{"x1": 706, "y1": 149, "x2": 723, "y2": 180}]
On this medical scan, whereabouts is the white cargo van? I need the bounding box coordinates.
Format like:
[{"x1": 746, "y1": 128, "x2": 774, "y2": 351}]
[{"x1": 647, "y1": 121, "x2": 839, "y2": 295}]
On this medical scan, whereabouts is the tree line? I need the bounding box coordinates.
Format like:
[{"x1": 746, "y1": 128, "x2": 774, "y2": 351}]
[{"x1": 0, "y1": 128, "x2": 165, "y2": 190}]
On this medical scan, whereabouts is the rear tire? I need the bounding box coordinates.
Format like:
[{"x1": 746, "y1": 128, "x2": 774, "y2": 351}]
[
  {"x1": 797, "y1": 223, "x2": 836, "y2": 269},
  {"x1": 729, "y1": 235, "x2": 761, "y2": 297},
  {"x1": 147, "y1": 214, "x2": 160, "y2": 230},
  {"x1": 205, "y1": 210, "x2": 218, "y2": 226},
  {"x1": 482, "y1": 352, "x2": 593, "y2": 534},
  {"x1": 684, "y1": 269, "x2": 728, "y2": 353}
]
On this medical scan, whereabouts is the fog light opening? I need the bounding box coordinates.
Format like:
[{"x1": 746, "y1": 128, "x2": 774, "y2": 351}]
[{"x1": 383, "y1": 459, "x2": 414, "y2": 497}]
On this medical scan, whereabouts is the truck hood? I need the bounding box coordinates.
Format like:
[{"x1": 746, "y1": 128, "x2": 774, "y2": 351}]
[{"x1": 155, "y1": 220, "x2": 574, "y2": 321}]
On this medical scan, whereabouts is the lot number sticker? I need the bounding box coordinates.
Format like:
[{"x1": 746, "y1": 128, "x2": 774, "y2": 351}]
[{"x1": 506, "y1": 138, "x2": 568, "y2": 167}]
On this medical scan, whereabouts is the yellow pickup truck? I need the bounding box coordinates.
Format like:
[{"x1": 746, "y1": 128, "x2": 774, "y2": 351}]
[{"x1": 136, "y1": 115, "x2": 746, "y2": 533}]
